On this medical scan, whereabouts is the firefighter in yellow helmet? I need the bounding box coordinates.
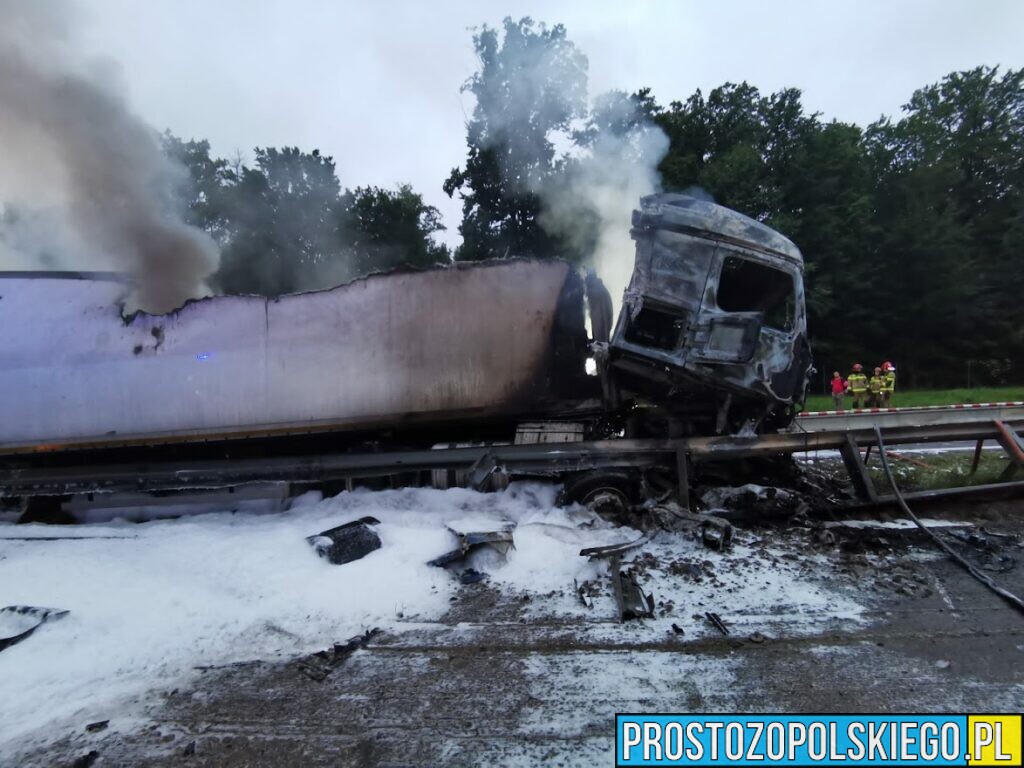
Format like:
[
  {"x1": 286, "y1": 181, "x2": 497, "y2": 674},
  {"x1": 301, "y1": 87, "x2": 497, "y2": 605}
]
[
  {"x1": 869, "y1": 367, "x2": 885, "y2": 408},
  {"x1": 880, "y1": 361, "x2": 896, "y2": 407},
  {"x1": 848, "y1": 363, "x2": 868, "y2": 409}
]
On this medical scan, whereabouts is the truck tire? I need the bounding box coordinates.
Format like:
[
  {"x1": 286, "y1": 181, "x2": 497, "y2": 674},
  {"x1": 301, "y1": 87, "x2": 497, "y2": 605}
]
[{"x1": 559, "y1": 470, "x2": 640, "y2": 519}]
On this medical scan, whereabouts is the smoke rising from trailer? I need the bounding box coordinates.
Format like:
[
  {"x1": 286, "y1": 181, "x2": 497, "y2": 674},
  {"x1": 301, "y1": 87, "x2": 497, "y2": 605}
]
[
  {"x1": 537, "y1": 92, "x2": 669, "y2": 315},
  {"x1": 0, "y1": 0, "x2": 218, "y2": 313},
  {"x1": 464, "y1": 21, "x2": 668, "y2": 317}
]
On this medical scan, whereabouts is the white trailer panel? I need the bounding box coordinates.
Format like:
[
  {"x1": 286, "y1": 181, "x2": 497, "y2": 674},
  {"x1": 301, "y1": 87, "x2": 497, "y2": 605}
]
[{"x1": 0, "y1": 260, "x2": 587, "y2": 449}]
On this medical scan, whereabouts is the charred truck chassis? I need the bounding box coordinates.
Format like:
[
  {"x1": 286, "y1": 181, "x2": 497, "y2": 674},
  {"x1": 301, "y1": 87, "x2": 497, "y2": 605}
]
[{"x1": 4, "y1": 418, "x2": 1024, "y2": 522}]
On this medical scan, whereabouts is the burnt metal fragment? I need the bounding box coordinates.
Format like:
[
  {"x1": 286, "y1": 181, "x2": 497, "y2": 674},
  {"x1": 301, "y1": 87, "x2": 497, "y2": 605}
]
[
  {"x1": 297, "y1": 628, "x2": 381, "y2": 681},
  {"x1": 467, "y1": 452, "x2": 500, "y2": 491},
  {"x1": 579, "y1": 531, "x2": 654, "y2": 561},
  {"x1": 647, "y1": 502, "x2": 732, "y2": 550},
  {"x1": 459, "y1": 568, "x2": 488, "y2": 585},
  {"x1": 610, "y1": 555, "x2": 654, "y2": 622},
  {"x1": 427, "y1": 525, "x2": 515, "y2": 569},
  {"x1": 705, "y1": 611, "x2": 729, "y2": 635},
  {"x1": 307, "y1": 516, "x2": 381, "y2": 565},
  {"x1": 0, "y1": 605, "x2": 69, "y2": 652},
  {"x1": 85, "y1": 720, "x2": 109, "y2": 733}
]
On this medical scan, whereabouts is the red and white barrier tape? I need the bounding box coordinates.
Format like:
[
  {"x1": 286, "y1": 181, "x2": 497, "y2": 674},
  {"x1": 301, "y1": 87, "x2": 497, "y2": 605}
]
[{"x1": 799, "y1": 401, "x2": 1024, "y2": 417}]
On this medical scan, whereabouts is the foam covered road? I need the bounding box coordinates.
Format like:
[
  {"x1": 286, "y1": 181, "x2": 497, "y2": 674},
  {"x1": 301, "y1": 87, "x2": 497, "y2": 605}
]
[{"x1": 10, "y1": 497, "x2": 1024, "y2": 767}]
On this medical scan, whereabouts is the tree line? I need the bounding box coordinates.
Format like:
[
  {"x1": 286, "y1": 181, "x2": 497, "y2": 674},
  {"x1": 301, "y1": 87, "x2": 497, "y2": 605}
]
[
  {"x1": 642, "y1": 68, "x2": 1023, "y2": 390},
  {"x1": 161, "y1": 138, "x2": 450, "y2": 297}
]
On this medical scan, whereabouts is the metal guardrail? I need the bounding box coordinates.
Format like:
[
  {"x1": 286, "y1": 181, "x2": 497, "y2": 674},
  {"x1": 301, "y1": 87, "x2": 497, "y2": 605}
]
[{"x1": 3, "y1": 417, "x2": 1023, "y2": 500}]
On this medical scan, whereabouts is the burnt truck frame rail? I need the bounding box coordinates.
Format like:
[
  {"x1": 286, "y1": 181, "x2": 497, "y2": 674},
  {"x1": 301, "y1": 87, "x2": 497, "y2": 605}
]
[{"x1": 3, "y1": 418, "x2": 1023, "y2": 510}]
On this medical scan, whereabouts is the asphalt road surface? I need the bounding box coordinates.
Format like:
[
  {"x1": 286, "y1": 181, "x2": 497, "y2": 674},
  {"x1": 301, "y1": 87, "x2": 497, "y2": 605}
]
[{"x1": 19, "y1": 500, "x2": 1024, "y2": 768}]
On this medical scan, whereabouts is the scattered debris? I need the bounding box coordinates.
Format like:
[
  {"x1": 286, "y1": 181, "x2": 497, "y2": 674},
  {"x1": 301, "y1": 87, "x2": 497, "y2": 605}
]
[
  {"x1": 0, "y1": 605, "x2": 69, "y2": 652},
  {"x1": 671, "y1": 623, "x2": 685, "y2": 635},
  {"x1": 668, "y1": 560, "x2": 703, "y2": 580},
  {"x1": 85, "y1": 720, "x2": 109, "y2": 733},
  {"x1": 811, "y1": 527, "x2": 838, "y2": 547},
  {"x1": 611, "y1": 556, "x2": 654, "y2": 621},
  {"x1": 182, "y1": 740, "x2": 197, "y2": 757},
  {"x1": 579, "y1": 531, "x2": 654, "y2": 560},
  {"x1": 72, "y1": 751, "x2": 100, "y2": 768},
  {"x1": 307, "y1": 517, "x2": 382, "y2": 565},
  {"x1": 575, "y1": 578, "x2": 600, "y2": 609},
  {"x1": 935, "y1": 659, "x2": 951, "y2": 670},
  {"x1": 459, "y1": 568, "x2": 487, "y2": 585},
  {"x1": 296, "y1": 628, "x2": 381, "y2": 682},
  {"x1": 705, "y1": 611, "x2": 730, "y2": 635},
  {"x1": 647, "y1": 502, "x2": 733, "y2": 550},
  {"x1": 700, "y1": 484, "x2": 806, "y2": 520},
  {"x1": 428, "y1": 524, "x2": 515, "y2": 569},
  {"x1": 946, "y1": 528, "x2": 1018, "y2": 573},
  {"x1": 748, "y1": 631, "x2": 767, "y2": 644}
]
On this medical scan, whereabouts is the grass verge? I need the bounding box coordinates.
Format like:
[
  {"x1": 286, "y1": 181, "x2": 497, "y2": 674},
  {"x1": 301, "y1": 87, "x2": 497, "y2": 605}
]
[{"x1": 804, "y1": 386, "x2": 1024, "y2": 413}]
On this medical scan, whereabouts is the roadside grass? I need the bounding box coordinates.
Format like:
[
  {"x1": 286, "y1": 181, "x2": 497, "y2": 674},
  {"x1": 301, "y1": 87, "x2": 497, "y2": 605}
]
[
  {"x1": 865, "y1": 450, "x2": 1015, "y2": 493},
  {"x1": 804, "y1": 386, "x2": 1024, "y2": 413}
]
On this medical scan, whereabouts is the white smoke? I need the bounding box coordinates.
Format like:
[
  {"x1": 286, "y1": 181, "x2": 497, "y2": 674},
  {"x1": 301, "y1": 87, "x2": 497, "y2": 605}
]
[
  {"x1": 0, "y1": 0, "x2": 218, "y2": 313},
  {"x1": 537, "y1": 92, "x2": 668, "y2": 314},
  {"x1": 460, "y1": 21, "x2": 668, "y2": 315}
]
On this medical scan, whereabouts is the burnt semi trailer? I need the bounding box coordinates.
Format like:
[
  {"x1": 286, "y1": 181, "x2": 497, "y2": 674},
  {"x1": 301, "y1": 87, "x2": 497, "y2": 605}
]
[{"x1": 0, "y1": 195, "x2": 811, "y2": 477}]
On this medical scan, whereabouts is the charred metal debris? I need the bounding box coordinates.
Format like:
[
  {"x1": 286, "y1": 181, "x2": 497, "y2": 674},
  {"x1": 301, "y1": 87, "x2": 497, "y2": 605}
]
[
  {"x1": 0, "y1": 605, "x2": 69, "y2": 652},
  {"x1": 307, "y1": 517, "x2": 382, "y2": 565},
  {"x1": 296, "y1": 628, "x2": 381, "y2": 682},
  {"x1": 427, "y1": 523, "x2": 516, "y2": 583}
]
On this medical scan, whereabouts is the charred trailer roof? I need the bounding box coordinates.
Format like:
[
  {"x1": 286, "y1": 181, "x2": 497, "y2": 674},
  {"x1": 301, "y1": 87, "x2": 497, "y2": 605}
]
[{"x1": 609, "y1": 193, "x2": 813, "y2": 433}]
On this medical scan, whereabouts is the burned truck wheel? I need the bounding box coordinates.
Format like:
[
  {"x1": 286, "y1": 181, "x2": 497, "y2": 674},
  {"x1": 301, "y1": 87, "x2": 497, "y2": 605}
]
[
  {"x1": 17, "y1": 495, "x2": 75, "y2": 525},
  {"x1": 560, "y1": 471, "x2": 640, "y2": 519}
]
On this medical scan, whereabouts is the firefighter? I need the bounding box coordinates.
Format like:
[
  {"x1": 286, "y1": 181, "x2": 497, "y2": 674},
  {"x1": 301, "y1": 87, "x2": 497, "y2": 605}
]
[
  {"x1": 830, "y1": 371, "x2": 847, "y2": 410},
  {"x1": 848, "y1": 363, "x2": 868, "y2": 408},
  {"x1": 869, "y1": 367, "x2": 885, "y2": 408},
  {"x1": 881, "y1": 361, "x2": 896, "y2": 407}
]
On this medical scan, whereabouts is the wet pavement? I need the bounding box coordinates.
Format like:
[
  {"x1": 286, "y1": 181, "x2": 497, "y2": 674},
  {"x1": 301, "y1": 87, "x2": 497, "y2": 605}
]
[{"x1": 16, "y1": 501, "x2": 1024, "y2": 768}]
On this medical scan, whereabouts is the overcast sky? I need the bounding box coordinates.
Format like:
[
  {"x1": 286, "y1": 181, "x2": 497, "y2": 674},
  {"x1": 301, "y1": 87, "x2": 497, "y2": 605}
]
[{"x1": 75, "y1": 0, "x2": 1024, "y2": 247}]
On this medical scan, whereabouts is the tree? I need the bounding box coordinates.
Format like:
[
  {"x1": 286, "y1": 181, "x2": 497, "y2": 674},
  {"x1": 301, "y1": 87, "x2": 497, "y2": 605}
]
[
  {"x1": 865, "y1": 66, "x2": 1024, "y2": 385},
  {"x1": 160, "y1": 133, "x2": 234, "y2": 242},
  {"x1": 215, "y1": 147, "x2": 342, "y2": 295},
  {"x1": 444, "y1": 17, "x2": 588, "y2": 261},
  {"x1": 338, "y1": 185, "x2": 449, "y2": 276},
  {"x1": 161, "y1": 136, "x2": 450, "y2": 296}
]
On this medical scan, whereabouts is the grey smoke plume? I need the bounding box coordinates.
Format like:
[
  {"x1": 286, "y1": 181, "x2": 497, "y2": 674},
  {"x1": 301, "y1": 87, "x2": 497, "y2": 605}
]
[
  {"x1": 537, "y1": 92, "x2": 669, "y2": 314},
  {"x1": 0, "y1": 0, "x2": 218, "y2": 313}
]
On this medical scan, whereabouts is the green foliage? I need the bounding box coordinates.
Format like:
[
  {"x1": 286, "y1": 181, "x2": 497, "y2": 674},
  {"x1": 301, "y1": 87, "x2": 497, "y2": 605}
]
[
  {"x1": 444, "y1": 17, "x2": 587, "y2": 261},
  {"x1": 804, "y1": 386, "x2": 1024, "y2": 412},
  {"x1": 639, "y1": 67, "x2": 1023, "y2": 387},
  {"x1": 339, "y1": 185, "x2": 448, "y2": 276},
  {"x1": 160, "y1": 137, "x2": 449, "y2": 296}
]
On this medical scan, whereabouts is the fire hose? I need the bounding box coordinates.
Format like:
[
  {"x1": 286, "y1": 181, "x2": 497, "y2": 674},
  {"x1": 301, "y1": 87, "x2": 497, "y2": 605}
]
[{"x1": 873, "y1": 426, "x2": 1024, "y2": 616}]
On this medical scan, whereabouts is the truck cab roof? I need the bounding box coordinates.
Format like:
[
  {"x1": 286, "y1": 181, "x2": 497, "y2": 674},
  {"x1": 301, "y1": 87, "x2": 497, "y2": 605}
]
[{"x1": 633, "y1": 193, "x2": 804, "y2": 266}]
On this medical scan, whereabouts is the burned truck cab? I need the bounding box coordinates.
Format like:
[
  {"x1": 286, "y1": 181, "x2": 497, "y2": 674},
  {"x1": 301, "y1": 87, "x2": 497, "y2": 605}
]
[{"x1": 609, "y1": 193, "x2": 812, "y2": 434}]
